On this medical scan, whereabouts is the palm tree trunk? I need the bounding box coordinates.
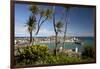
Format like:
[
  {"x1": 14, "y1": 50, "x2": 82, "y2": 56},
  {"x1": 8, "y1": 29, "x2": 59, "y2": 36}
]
[
  {"x1": 55, "y1": 32, "x2": 58, "y2": 55},
  {"x1": 35, "y1": 15, "x2": 42, "y2": 35},
  {"x1": 62, "y1": 17, "x2": 67, "y2": 48},
  {"x1": 30, "y1": 32, "x2": 32, "y2": 45},
  {"x1": 53, "y1": 6, "x2": 58, "y2": 56},
  {"x1": 62, "y1": 8, "x2": 68, "y2": 49}
]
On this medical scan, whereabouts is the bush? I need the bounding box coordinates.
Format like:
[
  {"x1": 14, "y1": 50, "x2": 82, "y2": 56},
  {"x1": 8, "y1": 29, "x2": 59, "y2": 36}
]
[
  {"x1": 44, "y1": 54, "x2": 81, "y2": 64},
  {"x1": 15, "y1": 45, "x2": 81, "y2": 65},
  {"x1": 82, "y1": 45, "x2": 95, "y2": 59},
  {"x1": 15, "y1": 45, "x2": 49, "y2": 65}
]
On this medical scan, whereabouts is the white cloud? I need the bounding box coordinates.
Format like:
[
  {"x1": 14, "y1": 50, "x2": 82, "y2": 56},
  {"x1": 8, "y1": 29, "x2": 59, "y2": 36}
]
[
  {"x1": 35, "y1": 28, "x2": 55, "y2": 37},
  {"x1": 15, "y1": 24, "x2": 29, "y2": 37},
  {"x1": 15, "y1": 24, "x2": 55, "y2": 37}
]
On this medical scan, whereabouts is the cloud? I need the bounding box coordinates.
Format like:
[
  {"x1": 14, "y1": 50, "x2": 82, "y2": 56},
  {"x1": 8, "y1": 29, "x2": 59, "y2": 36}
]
[
  {"x1": 15, "y1": 23, "x2": 94, "y2": 37},
  {"x1": 15, "y1": 24, "x2": 29, "y2": 37},
  {"x1": 15, "y1": 24, "x2": 55, "y2": 37},
  {"x1": 36, "y1": 28, "x2": 55, "y2": 37},
  {"x1": 82, "y1": 32, "x2": 94, "y2": 36}
]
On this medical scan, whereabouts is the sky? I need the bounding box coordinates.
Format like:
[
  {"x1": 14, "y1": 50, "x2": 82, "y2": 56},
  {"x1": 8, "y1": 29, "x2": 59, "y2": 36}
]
[{"x1": 15, "y1": 3, "x2": 95, "y2": 37}]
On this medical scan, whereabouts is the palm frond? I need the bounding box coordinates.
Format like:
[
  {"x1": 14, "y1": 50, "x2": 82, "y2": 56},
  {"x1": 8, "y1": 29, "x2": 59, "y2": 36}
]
[
  {"x1": 29, "y1": 5, "x2": 39, "y2": 14},
  {"x1": 26, "y1": 15, "x2": 37, "y2": 33},
  {"x1": 56, "y1": 21, "x2": 63, "y2": 29},
  {"x1": 55, "y1": 21, "x2": 63, "y2": 33},
  {"x1": 43, "y1": 9, "x2": 53, "y2": 19}
]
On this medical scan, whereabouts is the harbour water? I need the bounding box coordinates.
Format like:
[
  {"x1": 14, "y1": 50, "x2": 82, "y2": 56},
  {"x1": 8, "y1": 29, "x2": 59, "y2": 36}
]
[
  {"x1": 37, "y1": 37, "x2": 94, "y2": 52},
  {"x1": 15, "y1": 37, "x2": 94, "y2": 52}
]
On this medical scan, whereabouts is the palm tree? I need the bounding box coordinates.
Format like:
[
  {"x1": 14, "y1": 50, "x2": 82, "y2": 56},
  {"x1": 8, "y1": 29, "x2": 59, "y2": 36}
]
[
  {"x1": 52, "y1": 6, "x2": 57, "y2": 55},
  {"x1": 29, "y1": 5, "x2": 52, "y2": 35},
  {"x1": 26, "y1": 15, "x2": 36, "y2": 44},
  {"x1": 62, "y1": 6, "x2": 71, "y2": 49},
  {"x1": 55, "y1": 21, "x2": 63, "y2": 51},
  {"x1": 35, "y1": 8, "x2": 53, "y2": 35},
  {"x1": 53, "y1": 6, "x2": 63, "y2": 55}
]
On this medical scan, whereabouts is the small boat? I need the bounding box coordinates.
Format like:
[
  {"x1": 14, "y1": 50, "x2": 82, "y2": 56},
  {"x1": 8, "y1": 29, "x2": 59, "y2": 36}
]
[
  {"x1": 73, "y1": 37, "x2": 84, "y2": 45},
  {"x1": 74, "y1": 41, "x2": 81, "y2": 45}
]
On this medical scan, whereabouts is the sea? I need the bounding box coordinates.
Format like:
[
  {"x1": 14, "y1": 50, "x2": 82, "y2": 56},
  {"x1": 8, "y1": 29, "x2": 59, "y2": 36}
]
[{"x1": 38, "y1": 37, "x2": 95, "y2": 52}]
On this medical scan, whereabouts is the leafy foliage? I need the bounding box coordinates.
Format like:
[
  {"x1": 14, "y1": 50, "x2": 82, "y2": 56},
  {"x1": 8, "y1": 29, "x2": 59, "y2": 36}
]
[
  {"x1": 82, "y1": 45, "x2": 95, "y2": 59},
  {"x1": 26, "y1": 15, "x2": 37, "y2": 43},
  {"x1": 15, "y1": 45, "x2": 82, "y2": 65},
  {"x1": 43, "y1": 54, "x2": 81, "y2": 64},
  {"x1": 29, "y1": 5, "x2": 39, "y2": 14},
  {"x1": 55, "y1": 21, "x2": 63, "y2": 33},
  {"x1": 29, "y1": 5, "x2": 53, "y2": 35},
  {"x1": 15, "y1": 45, "x2": 49, "y2": 65},
  {"x1": 26, "y1": 15, "x2": 36, "y2": 32}
]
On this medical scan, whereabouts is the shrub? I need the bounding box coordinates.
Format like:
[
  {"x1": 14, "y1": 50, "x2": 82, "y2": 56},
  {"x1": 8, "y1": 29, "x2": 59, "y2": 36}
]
[
  {"x1": 15, "y1": 44, "x2": 81, "y2": 65},
  {"x1": 44, "y1": 55, "x2": 81, "y2": 64},
  {"x1": 82, "y1": 45, "x2": 95, "y2": 59},
  {"x1": 15, "y1": 45, "x2": 49, "y2": 65}
]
